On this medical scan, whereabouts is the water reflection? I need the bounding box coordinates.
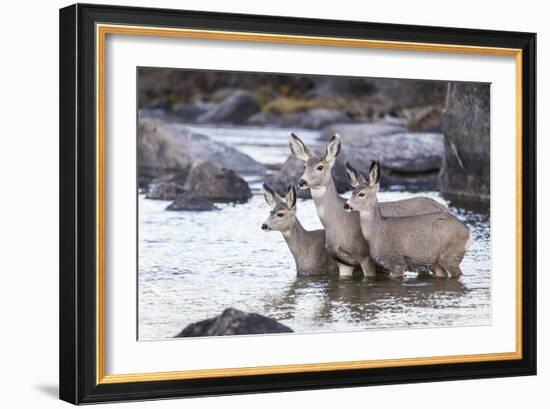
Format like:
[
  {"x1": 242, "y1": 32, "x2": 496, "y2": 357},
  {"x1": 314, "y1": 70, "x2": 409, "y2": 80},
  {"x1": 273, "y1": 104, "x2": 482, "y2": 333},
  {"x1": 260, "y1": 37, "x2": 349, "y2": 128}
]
[{"x1": 263, "y1": 274, "x2": 469, "y2": 331}]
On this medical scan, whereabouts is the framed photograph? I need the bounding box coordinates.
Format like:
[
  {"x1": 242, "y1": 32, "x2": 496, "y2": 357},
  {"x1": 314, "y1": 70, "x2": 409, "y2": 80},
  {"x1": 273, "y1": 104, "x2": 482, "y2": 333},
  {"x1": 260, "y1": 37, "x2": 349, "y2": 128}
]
[{"x1": 59, "y1": 3, "x2": 536, "y2": 404}]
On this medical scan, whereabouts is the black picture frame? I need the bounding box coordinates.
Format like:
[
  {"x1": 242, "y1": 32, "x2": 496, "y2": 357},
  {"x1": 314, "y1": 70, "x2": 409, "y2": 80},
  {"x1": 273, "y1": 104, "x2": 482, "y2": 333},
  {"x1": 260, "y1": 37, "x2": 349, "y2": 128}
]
[{"x1": 59, "y1": 3, "x2": 536, "y2": 404}]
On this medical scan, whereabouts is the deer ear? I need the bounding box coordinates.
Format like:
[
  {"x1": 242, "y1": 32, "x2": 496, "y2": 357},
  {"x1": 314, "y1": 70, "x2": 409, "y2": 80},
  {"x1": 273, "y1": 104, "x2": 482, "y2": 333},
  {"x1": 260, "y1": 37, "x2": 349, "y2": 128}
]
[
  {"x1": 368, "y1": 161, "x2": 381, "y2": 187},
  {"x1": 262, "y1": 183, "x2": 282, "y2": 208},
  {"x1": 345, "y1": 162, "x2": 366, "y2": 188},
  {"x1": 323, "y1": 134, "x2": 341, "y2": 163},
  {"x1": 289, "y1": 132, "x2": 313, "y2": 161},
  {"x1": 286, "y1": 185, "x2": 297, "y2": 209}
]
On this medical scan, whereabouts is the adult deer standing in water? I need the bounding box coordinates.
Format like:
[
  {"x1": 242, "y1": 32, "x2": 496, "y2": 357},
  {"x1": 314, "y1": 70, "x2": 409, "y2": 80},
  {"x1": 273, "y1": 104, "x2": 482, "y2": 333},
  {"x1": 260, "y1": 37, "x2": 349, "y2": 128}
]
[
  {"x1": 289, "y1": 132, "x2": 448, "y2": 278},
  {"x1": 345, "y1": 161, "x2": 470, "y2": 278}
]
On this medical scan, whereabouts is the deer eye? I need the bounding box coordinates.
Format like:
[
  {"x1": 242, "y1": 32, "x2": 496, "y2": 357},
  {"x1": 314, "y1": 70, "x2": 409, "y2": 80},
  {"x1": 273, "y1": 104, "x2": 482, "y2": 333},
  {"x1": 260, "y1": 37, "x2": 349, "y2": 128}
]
[
  {"x1": 358, "y1": 192, "x2": 366, "y2": 197},
  {"x1": 316, "y1": 165, "x2": 324, "y2": 171},
  {"x1": 277, "y1": 213, "x2": 284, "y2": 218}
]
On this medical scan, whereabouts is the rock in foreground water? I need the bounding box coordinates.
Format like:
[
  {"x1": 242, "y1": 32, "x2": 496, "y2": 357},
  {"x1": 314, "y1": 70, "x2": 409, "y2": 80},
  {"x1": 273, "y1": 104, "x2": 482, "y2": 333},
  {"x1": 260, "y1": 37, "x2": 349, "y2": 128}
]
[
  {"x1": 166, "y1": 192, "x2": 216, "y2": 211},
  {"x1": 175, "y1": 308, "x2": 293, "y2": 337}
]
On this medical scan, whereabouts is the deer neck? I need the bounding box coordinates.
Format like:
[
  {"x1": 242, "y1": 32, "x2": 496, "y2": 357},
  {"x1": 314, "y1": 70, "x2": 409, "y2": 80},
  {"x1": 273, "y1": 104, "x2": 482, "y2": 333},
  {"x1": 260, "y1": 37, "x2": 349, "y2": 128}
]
[
  {"x1": 358, "y1": 199, "x2": 383, "y2": 241},
  {"x1": 310, "y1": 177, "x2": 343, "y2": 226},
  {"x1": 281, "y1": 220, "x2": 307, "y2": 257}
]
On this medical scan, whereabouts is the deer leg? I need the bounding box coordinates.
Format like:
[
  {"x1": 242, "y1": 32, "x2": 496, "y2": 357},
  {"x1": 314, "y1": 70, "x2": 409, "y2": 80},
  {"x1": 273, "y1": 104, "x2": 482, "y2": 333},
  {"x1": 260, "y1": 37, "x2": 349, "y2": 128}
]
[
  {"x1": 359, "y1": 257, "x2": 377, "y2": 278},
  {"x1": 390, "y1": 263, "x2": 406, "y2": 279},
  {"x1": 433, "y1": 263, "x2": 449, "y2": 278},
  {"x1": 337, "y1": 263, "x2": 355, "y2": 277},
  {"x1": 445, "y1": 265, "x2": 463, "y2": 277},
  {"x1": 438, "y1": 251, "x2": 464, "y2": 278}
]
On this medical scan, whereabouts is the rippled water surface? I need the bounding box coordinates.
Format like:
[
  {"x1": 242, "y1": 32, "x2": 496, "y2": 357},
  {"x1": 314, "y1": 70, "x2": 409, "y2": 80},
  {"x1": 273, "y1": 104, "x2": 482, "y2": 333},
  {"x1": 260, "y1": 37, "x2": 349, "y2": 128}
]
[{"x1": 138, "y1": 125, "x2": 491, "y2": 340}]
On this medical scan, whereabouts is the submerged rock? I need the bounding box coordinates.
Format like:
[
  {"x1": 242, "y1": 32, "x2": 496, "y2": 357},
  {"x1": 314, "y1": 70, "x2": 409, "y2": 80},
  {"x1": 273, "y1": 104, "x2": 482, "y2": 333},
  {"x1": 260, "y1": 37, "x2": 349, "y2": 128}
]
[
  {"x1": 197, "y1": 91, "x2": 261, "y2": 124},
  {"x1": 184, "y1": 161, "x2": 252, "y2": 203},
  {"x1": 166, "y1": 192, "x2": 216, "y2": 211},
  {"x1": 138, "y1": 117, "x2": 266, "y2": 177},
  {"x1": 175, "y1": 308, "x2": 293, "y2": 337},
  {"x1": 439, "y1": 83, "x2": 490, "y2": 202}
]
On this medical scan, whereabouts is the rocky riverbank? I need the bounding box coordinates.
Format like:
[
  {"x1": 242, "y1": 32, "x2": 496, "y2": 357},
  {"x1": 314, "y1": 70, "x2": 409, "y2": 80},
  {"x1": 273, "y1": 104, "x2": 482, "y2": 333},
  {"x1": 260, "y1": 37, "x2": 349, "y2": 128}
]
[
  {"x1": 139, "y1": 117, "x2": 258, "y2": 209},
  {"x1": 138, "y1": 74, "x2": 490, "y2": 205},
  {"x1": 138, "y1": 69, "x2": 448, "y2": 130}
]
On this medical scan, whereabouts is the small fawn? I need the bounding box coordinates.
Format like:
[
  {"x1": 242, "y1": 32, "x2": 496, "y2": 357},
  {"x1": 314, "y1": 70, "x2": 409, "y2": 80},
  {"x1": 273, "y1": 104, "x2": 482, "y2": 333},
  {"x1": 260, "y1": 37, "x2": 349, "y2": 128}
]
[
  {"x1": 261, "y1": 183, "x2": 338, "y2": 277},
  {"x1": 344, "y1": 161, "x2": 470, "y2": 278}
]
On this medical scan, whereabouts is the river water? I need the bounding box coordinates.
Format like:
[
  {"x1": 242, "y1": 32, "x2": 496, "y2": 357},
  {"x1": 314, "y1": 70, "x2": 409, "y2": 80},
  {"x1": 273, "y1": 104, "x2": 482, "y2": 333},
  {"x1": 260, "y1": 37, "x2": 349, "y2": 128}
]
[{"x1": 138, "y1": 124, "x2": 491, "y2": 340}]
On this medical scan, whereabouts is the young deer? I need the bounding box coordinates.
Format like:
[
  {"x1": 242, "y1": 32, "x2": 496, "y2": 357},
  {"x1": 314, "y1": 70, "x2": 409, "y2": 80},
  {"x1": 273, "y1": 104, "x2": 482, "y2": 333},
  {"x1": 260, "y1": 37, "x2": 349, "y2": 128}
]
[
  {"x1": 289, "y1": 132, "x2": 448, "y2": 278},
  {"x1": 261, "y1": 183, "x2": 338, "y2": 277},
  {"x1": 344, "y1": 161, "x2": 470, "y2": 278}
]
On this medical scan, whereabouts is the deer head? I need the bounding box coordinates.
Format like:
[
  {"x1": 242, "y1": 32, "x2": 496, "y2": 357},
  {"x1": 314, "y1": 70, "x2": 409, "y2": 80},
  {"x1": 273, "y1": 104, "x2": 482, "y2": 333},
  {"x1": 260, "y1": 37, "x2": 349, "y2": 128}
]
[
  {"x1": 289, "y1": 132, "x2": 341, "y2": 191},
  {"x1": 261, "y1": 183, "x2": 297, "y2": 233},
  {"x1": 344, "y1": 161, "x2": 380, "y2": 212}
]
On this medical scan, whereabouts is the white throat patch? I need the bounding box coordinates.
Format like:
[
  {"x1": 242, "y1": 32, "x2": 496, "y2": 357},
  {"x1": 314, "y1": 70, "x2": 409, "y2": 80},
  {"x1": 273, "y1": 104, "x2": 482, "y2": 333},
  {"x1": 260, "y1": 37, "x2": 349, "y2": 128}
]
[{"x1": 310, "y1": 186, "x2": 327, "y2": 198}]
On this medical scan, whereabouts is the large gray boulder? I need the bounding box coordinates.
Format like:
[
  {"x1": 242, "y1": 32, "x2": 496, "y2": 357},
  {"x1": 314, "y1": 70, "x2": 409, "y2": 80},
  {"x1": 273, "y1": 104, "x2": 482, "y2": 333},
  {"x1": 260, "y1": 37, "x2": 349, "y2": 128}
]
[
  {"x1": 197, "y1": 91, "x2": 260, "y2": 124},
  {"x1": 322, "y1": 122, "x2": 443, "y2": 173},
  {"x1": 342, "y1": 132, "x2": 444, "y2": 174},
  {"x1": 269, "y1": 123, "x2": 444, "y2": 193},
  {"x1": 439, "y1": 83, "x2": 490, "y2": 201},
  {"x1": 138, "y1": 117, "x2": 189, "y2": 176},
  {"x1": 145, "y1": 160, "x2": 252, "y2": 203},
  {"x1": 175, "y1": 308, "x2": 292, "y2": 337},
  {"x1": 166, "y1": 192, "x2": 216, "y2": 211},
  {"x1": 184, "y1": 161, "x2": 252, "y2": 203},
  {"x1": 138, "y1": 117, "x2": 265, "y2": 176}
]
